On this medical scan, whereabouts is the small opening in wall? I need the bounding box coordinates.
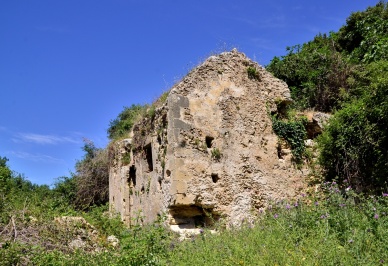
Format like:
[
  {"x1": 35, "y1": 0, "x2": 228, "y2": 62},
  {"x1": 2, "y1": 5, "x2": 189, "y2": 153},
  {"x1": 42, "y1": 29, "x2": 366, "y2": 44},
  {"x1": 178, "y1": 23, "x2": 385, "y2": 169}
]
[
  {"x1": 169, "y1": 207, "x2": 220, "y2": 229},
  {"x1": 205, "y1": 136, "x2": 214, "y2": 148},
  {"x1": 211, "y1": 173, "x2": 219, "y2": 183},
  {"x1": 277, "y1": 143, "x2": 282, "y2": 159},
  {"x1": 145, "y1": 144, "x2": 153, "y2": 172},
  {"x1": 129, "y1": 165, "x2": 136, "y2": 186},
  {"x1": 166, "y1": 169, "x2": 171, "y2": 177},
  {"x1": 180, "y1": 139, "x2": 186, "y2": 147}
]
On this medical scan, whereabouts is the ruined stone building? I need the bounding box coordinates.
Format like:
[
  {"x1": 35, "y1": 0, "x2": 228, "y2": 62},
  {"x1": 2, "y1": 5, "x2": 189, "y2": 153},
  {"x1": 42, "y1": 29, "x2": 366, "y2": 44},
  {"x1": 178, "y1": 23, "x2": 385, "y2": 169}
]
[{"x1": 109, "y1": 49, "x2": 309, "y2": 231}]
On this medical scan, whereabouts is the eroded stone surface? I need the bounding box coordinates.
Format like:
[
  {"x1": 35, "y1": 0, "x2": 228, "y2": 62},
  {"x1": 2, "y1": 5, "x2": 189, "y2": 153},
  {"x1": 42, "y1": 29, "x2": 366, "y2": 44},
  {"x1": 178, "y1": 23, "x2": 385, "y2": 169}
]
[
  {"x1": 109, "y1": 49, "x2": 308, "y2": 229},
  {"x1": 305, "y1": 111, "x2": 331, "y2": 139}
]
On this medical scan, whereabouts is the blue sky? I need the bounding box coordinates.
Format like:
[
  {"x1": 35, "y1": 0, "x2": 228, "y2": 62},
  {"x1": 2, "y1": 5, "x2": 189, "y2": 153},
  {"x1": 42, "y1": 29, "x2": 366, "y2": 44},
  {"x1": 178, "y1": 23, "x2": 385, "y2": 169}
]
[{"x1": 0, "y1": 0, "x2": 379, "y2": 185}]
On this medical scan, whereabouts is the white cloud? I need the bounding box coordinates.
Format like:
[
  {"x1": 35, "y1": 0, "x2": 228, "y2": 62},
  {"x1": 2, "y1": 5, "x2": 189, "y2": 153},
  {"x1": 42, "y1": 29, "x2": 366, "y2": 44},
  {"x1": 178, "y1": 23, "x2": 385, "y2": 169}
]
[
  {"x1": 9, "y1": 151, "x2": 64, "y2": 164},
  {"x1": 14, "y1": 133, "x2": 80, "y2": 145}
]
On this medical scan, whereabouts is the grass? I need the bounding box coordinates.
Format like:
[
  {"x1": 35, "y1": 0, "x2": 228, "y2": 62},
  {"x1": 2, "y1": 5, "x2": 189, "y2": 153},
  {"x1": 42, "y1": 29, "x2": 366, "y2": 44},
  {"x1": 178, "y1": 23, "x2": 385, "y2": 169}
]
[
  {"x1": 167, "y1": 183, "x2": 388, "y2": 265},
  {"x1": 2, "y1": 181, "x2": 388, "y2": 265},
  {"x1": 211, "y1": 148, "x2": 222, "y2": 160},
  {"x1": 247, "y1": 66, "x2": 261, "y2": 80}
]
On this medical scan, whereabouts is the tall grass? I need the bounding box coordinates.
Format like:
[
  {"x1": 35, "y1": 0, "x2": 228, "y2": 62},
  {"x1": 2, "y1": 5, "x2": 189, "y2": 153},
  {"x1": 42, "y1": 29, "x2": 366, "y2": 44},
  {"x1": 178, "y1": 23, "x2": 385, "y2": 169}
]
[
  {"x1": 2, "y1": 181, "x2": 388, "y2": 265},
  {"x1": 167, "y1": 182, "x2": 388, "y2": 265}
]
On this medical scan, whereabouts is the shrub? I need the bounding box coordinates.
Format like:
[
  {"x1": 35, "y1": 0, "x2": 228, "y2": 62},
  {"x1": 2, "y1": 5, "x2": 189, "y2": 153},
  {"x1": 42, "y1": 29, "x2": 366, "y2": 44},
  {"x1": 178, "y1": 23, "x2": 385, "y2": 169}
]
[
  {"x1": 267, "y1": 35, "x2": 352, "y2": 112},
  {"x1": 267, "y1": 2, "x2": 388, "y2": 112},
  {"x1": 73, "y1": 139, "x2": 110, "y2": 209},
  {"x1": 108, "y1": 104, "x2": 145, "y2": 140},
  {"x1": 318, "y1": 61, "x2": 388, "y2": 191},
  {"x1": 337, "y1": 1, "x2": 388, "y2": 63},
  {"x1": 52, "y1": 176, "x2": 77, "y2": 205},
  {"x1": 247, "y1": 66, "x2": 260, "y2": 80},
  {"x1": 0, "y1": 157, "x2": 13, "y2": 214}
]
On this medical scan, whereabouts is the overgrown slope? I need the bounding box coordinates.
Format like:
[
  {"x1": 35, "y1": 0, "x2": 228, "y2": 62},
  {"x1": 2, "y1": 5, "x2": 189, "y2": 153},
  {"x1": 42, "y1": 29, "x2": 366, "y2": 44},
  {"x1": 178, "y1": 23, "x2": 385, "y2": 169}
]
[{"x1": 267, "y1": 1, "x2": 388, "y2": 192}]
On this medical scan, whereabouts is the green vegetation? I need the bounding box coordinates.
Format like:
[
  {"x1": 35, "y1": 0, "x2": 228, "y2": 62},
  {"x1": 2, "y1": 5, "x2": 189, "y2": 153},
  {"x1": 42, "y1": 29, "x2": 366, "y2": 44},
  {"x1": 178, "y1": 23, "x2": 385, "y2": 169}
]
[
  {"x1": 337, "y1": 1, "x2": 388, "y2": 63},
  {"x1": 72, "y1": 139, "x2": 110, "y2": 209},
  {"x1": 272, "y1": 116, "x2": 307, "y2": 163},
  {"x1": 267, "y1": 35, "x2": 352, "y2": 111},
  {"x1": 211, "y1": 148, "x2": 222, "y2": 161},
  {"x1": 108, "y1": 104, "x2": 146, "y2": 140},
  {"x1": 0, "y1": 156, "x2": 173, "y2": 266},
  {"x1": 3, "y1": 162, "x2": 388, "y2": 265},
  {"x1": 267, "y1": 1, "x2": 388, "y2": 112},
  {"x1": 108, "y1": 91, "x2": 170, "y2": 140},
  {"x1": 318, "y1": 61, "x2": 388, "y2": 191},
  {"x1": 268, "y1": 1, "x2": 388, "y2": 191},
  {"x1": 247, "y1": 66, "x2": 260, "y2": 80},
  {"x1": 2, "y1": 2, "x2": 388, "y2": 264},
  {"x1": 122, "y1": 152, "x2": 131, "y2": 165},
  {"x1": 168, "y1": 183, "x2": 388, "y2": 265}
]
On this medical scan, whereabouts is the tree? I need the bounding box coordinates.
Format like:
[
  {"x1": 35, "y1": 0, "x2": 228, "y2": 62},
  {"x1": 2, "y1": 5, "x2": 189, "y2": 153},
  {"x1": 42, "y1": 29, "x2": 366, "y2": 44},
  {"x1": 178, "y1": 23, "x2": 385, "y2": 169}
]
[
  {"x1": 73, "y1": 139, "x2": 110, "y2": 209},
  {"x1": 267, "y1": 2, "x2": 388, "y2": 112},
  {"x1": 0, "y1": 156, "x2": 12, "y2": 213},
  {"x1": 267, "y1": 34, "x2": 352, "y2": 112},
  {"x1": 52, "y1": 176, "x2": 77, "y2": 205},
  {"x1": 337, "y1": 1, "x2": 388, "y2": 63}
]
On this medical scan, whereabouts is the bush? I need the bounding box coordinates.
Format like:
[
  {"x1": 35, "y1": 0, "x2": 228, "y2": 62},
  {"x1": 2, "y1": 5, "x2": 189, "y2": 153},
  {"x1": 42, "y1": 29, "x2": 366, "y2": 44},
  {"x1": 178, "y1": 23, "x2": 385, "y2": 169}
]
[
  {"x1": 337, "y1": 1, "x2": 388, "y2": 63},
  {"x1": 247, "y1": 66, "x2": 260, "y2": 80},
  {"x1": 52, "y1": 176, "x2": 77, "y2": 205},
  {"x1": 108, "y1": 104, "x2": 145, "y2": 140},
  {"x1": 267, "y1": 34, "x2": 352, "y2": 112},
  {"x1": 0, "y1": 156, "x2": 12, "y2": 195},
  {"x1": 73, "y1": 139, "x2": 110, "y2": 209},
  {"x1": 267, "y1": 2, "x2": 388, "y2": 112},
  {"x1": 318, "y1": 61, "x2": 388, "y2": 191}
]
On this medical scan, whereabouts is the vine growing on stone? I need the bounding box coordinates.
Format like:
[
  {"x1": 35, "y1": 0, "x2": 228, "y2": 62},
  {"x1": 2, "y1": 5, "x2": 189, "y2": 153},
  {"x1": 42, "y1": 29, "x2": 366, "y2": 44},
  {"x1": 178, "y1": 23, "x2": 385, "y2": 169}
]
[{"x1": 272, "y1": 116, "x2": 307, "y2": 163}]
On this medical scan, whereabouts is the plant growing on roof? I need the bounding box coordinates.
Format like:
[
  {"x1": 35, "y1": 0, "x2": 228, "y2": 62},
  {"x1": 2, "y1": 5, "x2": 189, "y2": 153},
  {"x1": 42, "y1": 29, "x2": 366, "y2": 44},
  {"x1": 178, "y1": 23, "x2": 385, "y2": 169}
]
[{"x1": 247, "y1": 66, "x2": 261, "y2": 80}]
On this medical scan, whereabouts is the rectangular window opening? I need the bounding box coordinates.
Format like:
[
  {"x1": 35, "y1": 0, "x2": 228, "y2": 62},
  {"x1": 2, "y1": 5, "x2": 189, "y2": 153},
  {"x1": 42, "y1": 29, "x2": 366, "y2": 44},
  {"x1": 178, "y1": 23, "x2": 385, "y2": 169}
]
[
  {"x1": 129, "y1": 165, "x2": 136, "y2": 186},
  {"x1": 205, "y1": 136, "x2": 214, "y2": 148},
  {"x1": 145, "y1": 144, "x2": 153, "y2": 172}
]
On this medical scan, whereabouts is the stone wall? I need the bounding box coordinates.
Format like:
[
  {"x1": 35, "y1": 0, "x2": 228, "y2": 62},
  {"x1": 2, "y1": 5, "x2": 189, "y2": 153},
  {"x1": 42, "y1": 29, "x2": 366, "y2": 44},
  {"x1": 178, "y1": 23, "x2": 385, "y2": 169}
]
[{"x1": 109, "y1": 49, "x2": 308, "y2": 230}]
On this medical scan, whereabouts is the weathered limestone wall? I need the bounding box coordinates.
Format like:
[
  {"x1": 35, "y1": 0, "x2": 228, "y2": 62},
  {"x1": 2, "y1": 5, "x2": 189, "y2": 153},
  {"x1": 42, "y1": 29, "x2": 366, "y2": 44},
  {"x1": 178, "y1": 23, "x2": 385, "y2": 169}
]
[{"x1": 109, "y1": 49, "x2": 308, "y2": 229}]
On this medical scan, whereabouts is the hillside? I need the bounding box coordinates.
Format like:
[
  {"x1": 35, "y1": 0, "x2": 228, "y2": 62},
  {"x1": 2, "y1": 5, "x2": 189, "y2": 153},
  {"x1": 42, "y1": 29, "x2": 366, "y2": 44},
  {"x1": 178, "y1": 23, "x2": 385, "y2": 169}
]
[{"x1": 1, "y1": 2, "x2": 388, "y2": 265}]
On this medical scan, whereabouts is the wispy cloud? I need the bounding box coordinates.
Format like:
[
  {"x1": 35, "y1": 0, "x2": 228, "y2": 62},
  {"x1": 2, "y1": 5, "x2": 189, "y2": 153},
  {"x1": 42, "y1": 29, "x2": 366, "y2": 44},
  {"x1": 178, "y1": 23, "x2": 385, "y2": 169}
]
[
  {"x1": 9, "y1": 151, "x2": 64, "y2": 164},
  {"x1": 13, "y1": 133, "x2": 80, "y2": 145}
]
